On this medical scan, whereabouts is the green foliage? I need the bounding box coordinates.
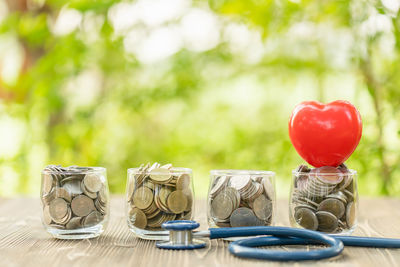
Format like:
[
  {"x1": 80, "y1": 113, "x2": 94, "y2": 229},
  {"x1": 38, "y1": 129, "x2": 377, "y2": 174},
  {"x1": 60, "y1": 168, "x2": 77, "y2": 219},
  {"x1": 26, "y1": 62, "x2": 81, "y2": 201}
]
[{"x1": 0, "y1": 0, "x2": 399, "y2": 198}]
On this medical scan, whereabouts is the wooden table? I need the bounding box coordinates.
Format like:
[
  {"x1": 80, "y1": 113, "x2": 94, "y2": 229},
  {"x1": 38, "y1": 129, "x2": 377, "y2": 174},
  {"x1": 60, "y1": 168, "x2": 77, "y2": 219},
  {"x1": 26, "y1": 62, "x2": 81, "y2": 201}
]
[{"x1": 1, "y1": 197, "x2": 400, "y2": 266}]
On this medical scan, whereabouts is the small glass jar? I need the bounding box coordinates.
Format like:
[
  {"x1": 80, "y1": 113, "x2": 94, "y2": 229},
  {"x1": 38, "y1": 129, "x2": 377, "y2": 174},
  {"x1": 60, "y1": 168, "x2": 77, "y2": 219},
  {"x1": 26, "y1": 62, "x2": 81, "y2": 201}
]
[
  {"x1": 289, "y1": 164, "x2": 358, "y2": 235},
  {"x1": 126, "y1": 163, "x2": 194, "y2": 240},
  {"x1": 207, "y1": 170, "x2": 276, "y2": 228},
  {"x1": 40, "y1": 165, "x2": 109, "y2": 239}
]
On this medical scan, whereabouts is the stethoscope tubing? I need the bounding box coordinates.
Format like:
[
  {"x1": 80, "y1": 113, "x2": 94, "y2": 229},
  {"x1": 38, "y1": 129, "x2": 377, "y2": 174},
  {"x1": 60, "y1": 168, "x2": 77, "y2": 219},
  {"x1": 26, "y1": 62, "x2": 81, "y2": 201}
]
[
  {"x1": 210, "y1": 226, "x2": 344, "y2": 261},
  {"x1": 228, "y1": 234, "x2": 400, "y2": 261},
  {"x1": 229, "y1": 236, "x2": 340, "y2": 261},
  {"x1": 209, "y1": 226, "x2": 400, "y2": 261},
  {"x1": 209, "y1": 226, "x2": 400, "y2": 248},
  {"x1": 332, "y1": 235, "x2": 400, "y2": 248}
]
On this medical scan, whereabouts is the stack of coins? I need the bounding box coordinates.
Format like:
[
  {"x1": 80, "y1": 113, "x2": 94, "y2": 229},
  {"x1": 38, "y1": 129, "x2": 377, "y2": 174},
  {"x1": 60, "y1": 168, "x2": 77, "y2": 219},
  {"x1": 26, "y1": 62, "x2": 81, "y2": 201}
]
[
  {"x1": 41, "y1": 165, "x2": 108, "y2": 230},
  {"x1": 291, "y1": 163, "x2": 356, "y2": 233},
  {"x1": 209, "y1": 174, "x2": 274, "y2": 227},
  {"x1": 127, "y1": 163, "x2": 193, "y2": 230}
]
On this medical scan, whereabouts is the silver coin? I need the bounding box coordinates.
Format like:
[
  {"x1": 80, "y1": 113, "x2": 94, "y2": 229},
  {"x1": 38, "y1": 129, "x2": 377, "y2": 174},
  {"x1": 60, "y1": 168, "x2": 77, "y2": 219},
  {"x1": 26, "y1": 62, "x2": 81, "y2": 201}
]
[
  {"x1": 346, "y1": 201, "x2": 356, "y2": 227},
  {"x1": 42, "y1": 173, "x2": 55, "y2": 195},
  {"x1": 160, "y1": 163, "x2": 172, "y2": 169},
  {"x1": 230, "y1": 207, "x2": 264, "y2": 227},
  {"x1": 229, "y1": 175, "x2": 251, "y2": 192},
  {"x1": 224, "y1": 187, "x2": 240, "y2": 210},
  {"x1": 83, "y1": 173, "x2": 103, "y2": 193},
  {"x1": 326, "y1": 191, "x2": 347, "y2": 204},
  {"x1": 43, "y1": 205, "x2": 52, "y2": 225},
  {"x1": 53, "y1": 187, "x2": 72, "y2": 203},
  {"x1": 66, "y1": 217, "x2": 82, "y2": 229},
  {"x1": 95, "y1": 198, "x2": 106, "y2": 215},
  {"x1": 53, "y1": 206, "x2": 72, "y2": 225},
  {"x1": 82, "y1": 211, "x2": 103, "y2": 227},
  {"x1": 263, "y1": 177, "x2": 275, "y2": 201},
  {"x1": 318, "y1": 198, "x2": 345, "y2": 219},
  {"x1": 211, "y1": 192, "x2": 234, "y2": 220},
  {"x1": 49, "y1": 198, "x2": 69, "y2": 220},
  {"x1": 210, "y1": 176, "x2": 228, "y2": 197},
  {"x1": 316, "y1": 211, "x2": 338, "y2": 233},
  {"x1": 252, "y1": 194, "x2": 272, "y2": 221},
  {"x1": 98, "y1": 185, "x2": 107, "y2": 203},
  {"x1": 294, "y1": 203, "x2": 317, "y2": 212},
  {"x1": 81, "y1": 180, "x2": 98, "y2": 199},
  {"x1": 313, "y1": 166, "x2": 343, "y2": 185},
  {"x1": 42, "y1": 187, "x2": 56, "y2": 205},
  {"x1": 148, "y1": 162, "x2": 161, "y2": 172},
  {"x1": 71, "y1": 195, "x2": 95, "y2": 217},
  {"x1": 345, "y1": 178, "x2": 355, "y2": 193},
  {"x1": 294, "y1": 196, "x2": 319, "y2": 208},
  {"x1": 343, "y1": 189, "x2": 354, "y2": 201},
  {"x1": 294, "y1": 207, "x2": 318, "y2": 231}
]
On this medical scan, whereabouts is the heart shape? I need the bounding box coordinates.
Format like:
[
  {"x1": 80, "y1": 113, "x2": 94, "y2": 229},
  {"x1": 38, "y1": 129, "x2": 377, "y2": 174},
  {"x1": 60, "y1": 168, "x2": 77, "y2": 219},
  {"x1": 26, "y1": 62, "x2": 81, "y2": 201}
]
[{"x1": 289, "y1": 100, "x2": 362, "y2": 167}]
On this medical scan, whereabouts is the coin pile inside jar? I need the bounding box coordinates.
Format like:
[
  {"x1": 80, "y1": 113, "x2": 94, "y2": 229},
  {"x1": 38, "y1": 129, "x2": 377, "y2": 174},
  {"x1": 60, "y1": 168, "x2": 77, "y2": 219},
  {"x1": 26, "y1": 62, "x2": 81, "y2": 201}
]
[
  {"x1": 127, "y1": 163, "x2": 193, "y2": 230},
  {"x1": 291, "y1": 163, "x2": 356, "y2": 233},
  {"x1": 41, "y1": 165, "x2": 107, "y2": 230},
  {"x1": 209, "y1": 174, "x2": 274, "y2": 227}
]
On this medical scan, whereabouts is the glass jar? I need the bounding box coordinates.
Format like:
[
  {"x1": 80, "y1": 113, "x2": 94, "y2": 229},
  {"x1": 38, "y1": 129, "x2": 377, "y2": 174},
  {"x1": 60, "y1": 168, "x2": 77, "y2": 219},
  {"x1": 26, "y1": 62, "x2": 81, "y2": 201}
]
[
  {"x1": 40, "y1": 165, "x2": 109, "y2": 239},
  {"x1": 126, "y1": 163, "x2": 194, "y2": 240},
  {"x1": 289, "y1": 164, "x2": 358, "y2": 234},
  {"x1": 207, "y1": 170, "x2": 276, "y2": 228}
]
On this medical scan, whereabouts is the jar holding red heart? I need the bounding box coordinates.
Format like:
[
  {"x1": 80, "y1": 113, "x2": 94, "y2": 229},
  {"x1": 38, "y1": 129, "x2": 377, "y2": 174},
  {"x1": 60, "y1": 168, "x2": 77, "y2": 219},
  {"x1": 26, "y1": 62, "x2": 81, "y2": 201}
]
[{"x1": 288, "y1": 100, "x2": 362, "y2": 234}]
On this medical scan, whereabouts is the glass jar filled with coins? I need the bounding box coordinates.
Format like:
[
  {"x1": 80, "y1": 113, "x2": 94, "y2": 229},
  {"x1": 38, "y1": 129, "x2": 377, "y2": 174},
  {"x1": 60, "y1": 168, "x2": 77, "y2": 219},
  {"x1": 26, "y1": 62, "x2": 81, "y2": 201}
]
[
  {"x1": 40, "y1": 165, "x2": 109, "y2": 239},
  {"x1": 207, "y1": 170, "x2": 276, "y2": 228},
  {"x1": 289, "y1": 163, "x2": 358, "y2": 234},
  {"x1": 126, "y1": 163, "x2": 194, "y2": 240}
]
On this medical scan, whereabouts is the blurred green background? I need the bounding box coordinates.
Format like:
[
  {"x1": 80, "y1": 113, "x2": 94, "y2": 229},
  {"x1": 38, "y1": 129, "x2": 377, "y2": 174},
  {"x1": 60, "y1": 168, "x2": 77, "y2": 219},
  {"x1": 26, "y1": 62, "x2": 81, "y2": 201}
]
[{"x1": 0, "y1": 0, "x2": 399, "y2": 198}]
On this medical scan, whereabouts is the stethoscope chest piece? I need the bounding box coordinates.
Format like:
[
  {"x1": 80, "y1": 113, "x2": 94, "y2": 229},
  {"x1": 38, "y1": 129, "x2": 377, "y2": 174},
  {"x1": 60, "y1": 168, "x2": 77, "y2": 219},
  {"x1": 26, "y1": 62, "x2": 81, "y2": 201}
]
[{"x1": 156, "y1": 220, "x2": 206, "y2": 250}]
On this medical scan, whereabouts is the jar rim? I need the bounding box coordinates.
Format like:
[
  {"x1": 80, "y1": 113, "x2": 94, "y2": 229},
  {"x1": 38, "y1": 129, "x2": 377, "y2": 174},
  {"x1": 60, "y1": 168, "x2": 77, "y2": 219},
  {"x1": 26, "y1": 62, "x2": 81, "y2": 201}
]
[
  {"x1": 42, "y1": 166, "x2": 106, "y2": 175},
  {"x1": 292, "y1": 169, "x2": 357, "y2": 175},
  {"x1": 210, "y1": 169, "x2": 275, "y2": 176},
  {"x1": 128, "y1": 167, "x2": 192, "y2": 174}
]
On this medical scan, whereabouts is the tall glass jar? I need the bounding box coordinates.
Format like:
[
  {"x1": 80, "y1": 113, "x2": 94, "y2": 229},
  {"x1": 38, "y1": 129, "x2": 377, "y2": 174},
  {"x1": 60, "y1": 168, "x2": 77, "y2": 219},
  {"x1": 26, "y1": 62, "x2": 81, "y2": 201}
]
[
  {"x1": 207, "y1": 170, "x2": 276, "y2": 228},
  {"x1": 126, "y1": 163, "x2": 194, "y2": 240},
  {"x1": 289, "y1": 164, "x2": 358, "y2": 234},
  {"x1": 40, "y1": 165, "x2": 109, "y2": 239}
]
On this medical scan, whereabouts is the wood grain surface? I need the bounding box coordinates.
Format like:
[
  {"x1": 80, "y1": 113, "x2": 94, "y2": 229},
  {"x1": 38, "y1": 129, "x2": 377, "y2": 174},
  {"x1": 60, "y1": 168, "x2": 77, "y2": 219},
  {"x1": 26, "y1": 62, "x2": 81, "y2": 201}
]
[{"x1": 1, "y1": 197, "x2": 400, "y2": 267}]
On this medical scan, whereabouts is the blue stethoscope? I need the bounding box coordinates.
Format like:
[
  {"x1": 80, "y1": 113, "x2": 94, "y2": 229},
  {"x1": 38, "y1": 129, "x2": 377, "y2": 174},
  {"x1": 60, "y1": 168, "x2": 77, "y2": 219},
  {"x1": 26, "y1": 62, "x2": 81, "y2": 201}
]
[{"x1": 155, "y1": 220, "x2": 400, "y2": 261}]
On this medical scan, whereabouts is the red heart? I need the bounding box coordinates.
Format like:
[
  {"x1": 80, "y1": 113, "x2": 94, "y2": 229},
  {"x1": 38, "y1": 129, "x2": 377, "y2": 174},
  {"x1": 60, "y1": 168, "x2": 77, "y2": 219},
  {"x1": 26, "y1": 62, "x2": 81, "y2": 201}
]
[{"x1": 289, "y1": 100, "x2": 362, "y2": 167}]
